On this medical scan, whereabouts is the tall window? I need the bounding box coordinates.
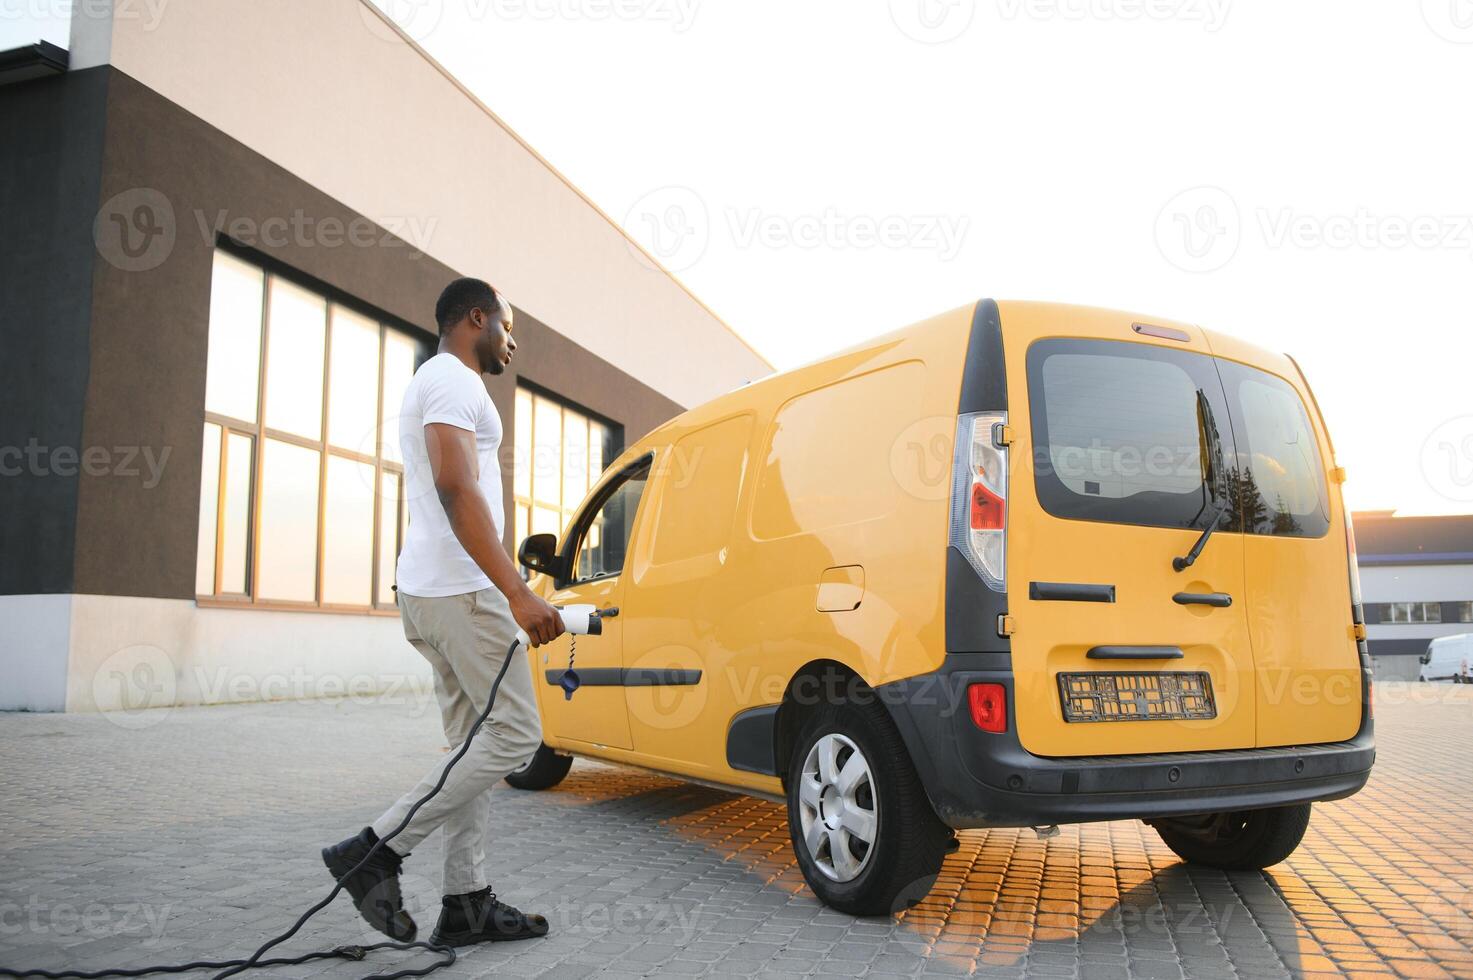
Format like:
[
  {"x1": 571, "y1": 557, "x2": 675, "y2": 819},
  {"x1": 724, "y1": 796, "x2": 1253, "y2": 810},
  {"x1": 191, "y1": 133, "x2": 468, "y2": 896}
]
[
  {"x1": 512, "y1": 386, "x2": 618, "y2": 570},
  {"x1": 195, "y1": 250, "x2": 429, "y2": 610}
]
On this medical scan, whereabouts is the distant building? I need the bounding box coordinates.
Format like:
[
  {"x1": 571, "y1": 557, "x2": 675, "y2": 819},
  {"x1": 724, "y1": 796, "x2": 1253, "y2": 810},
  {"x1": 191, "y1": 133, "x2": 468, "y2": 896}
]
[{"x1": 1354, "y1": 511, "x2": 1473, "y2": 681}]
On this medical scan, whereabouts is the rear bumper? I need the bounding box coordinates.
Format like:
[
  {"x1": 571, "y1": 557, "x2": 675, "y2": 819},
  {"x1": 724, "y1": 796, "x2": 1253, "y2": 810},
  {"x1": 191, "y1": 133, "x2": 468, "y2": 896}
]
[{"x1": 879, "y1": 662, "x2": 1374, "y2": 829}]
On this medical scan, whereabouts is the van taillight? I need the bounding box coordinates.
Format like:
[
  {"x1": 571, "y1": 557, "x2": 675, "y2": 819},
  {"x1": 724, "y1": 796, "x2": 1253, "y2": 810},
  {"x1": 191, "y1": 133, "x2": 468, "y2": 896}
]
[
  {"x1": 950, "y1": 412, "x2": 1008, "y2": 590},
  {"x1": 968, "y1": 683, "x2": 1007, "y2": 733}
]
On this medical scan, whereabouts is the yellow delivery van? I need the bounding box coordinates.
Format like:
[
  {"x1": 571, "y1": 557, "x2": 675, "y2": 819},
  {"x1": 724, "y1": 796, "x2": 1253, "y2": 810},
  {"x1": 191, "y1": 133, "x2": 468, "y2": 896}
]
[{"x1": 508, "y1": 300, "x2": 1374, "y2": 916}]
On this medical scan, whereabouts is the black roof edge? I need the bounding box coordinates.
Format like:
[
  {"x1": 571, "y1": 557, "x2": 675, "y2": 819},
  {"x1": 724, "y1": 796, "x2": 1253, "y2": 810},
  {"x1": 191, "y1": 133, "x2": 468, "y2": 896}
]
[{"x1": 0, "y1": 40, "x2": 69, "y2": 83}]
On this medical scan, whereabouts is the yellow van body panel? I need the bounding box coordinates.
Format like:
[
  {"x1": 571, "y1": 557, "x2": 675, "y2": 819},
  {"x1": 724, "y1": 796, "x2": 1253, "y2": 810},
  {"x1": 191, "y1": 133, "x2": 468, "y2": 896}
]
[
  {"x1": 533, "y1": 305, "x2": 975, "y2": 794},
  {"x1": 529, "y1": 299, "x2": 1361, "y2": 792}
]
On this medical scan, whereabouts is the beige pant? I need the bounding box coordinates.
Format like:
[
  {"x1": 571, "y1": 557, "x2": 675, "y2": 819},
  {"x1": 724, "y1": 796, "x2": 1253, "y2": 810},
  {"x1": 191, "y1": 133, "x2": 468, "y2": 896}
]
[{"x1": 372, "y1": 587, "x2": 542, "y2": 894}]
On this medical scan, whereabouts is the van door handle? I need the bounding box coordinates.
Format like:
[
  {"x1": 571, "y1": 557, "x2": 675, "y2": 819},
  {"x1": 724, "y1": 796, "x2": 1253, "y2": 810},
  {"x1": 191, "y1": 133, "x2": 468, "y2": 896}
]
[
  {"x1": 1172, "y1": 592, "x2": 1232, "y2": 608},
  {"x1": 1086, "y1": 646, "x2": 1185, "y2": 660}
]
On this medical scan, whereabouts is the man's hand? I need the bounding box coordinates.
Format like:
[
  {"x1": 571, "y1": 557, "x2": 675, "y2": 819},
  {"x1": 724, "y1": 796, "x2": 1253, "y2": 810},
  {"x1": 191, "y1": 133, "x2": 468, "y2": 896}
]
[{"x1": 510, "y1": 589, "x2": 565, "y2": 647}]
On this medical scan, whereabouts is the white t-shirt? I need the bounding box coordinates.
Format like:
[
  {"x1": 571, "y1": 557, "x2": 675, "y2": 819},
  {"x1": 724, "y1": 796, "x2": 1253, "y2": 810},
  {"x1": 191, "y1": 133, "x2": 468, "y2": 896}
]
[{"x1": 395, "y1": 353, "x2": 505, "y2": 598}]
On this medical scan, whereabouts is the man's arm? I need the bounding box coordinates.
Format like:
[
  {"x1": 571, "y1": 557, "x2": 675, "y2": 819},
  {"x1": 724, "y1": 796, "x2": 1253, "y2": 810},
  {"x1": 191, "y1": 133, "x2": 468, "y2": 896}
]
[{"x1": 424, "y1": 421, "x2": 563, "y2": 646}]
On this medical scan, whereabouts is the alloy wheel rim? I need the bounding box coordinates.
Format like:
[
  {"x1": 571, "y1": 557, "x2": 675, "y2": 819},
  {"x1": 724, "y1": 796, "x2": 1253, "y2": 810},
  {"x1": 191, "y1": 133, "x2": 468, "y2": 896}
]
[{"x1": 797, "y1": 733, "x2": 877, "y2": 882}]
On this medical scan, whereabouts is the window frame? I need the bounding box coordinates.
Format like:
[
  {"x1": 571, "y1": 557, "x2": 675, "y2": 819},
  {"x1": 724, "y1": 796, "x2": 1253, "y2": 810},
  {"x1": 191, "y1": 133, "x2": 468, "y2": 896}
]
[
  {"x1": 512, "y1": 382, "x2": 622, "y2": 579},
  {"x1": 554, "y1": 452, "x2": 655, "y2": 590},
  {"x1": 196, "y1": 247, "x2": 429, "y2": 615}
]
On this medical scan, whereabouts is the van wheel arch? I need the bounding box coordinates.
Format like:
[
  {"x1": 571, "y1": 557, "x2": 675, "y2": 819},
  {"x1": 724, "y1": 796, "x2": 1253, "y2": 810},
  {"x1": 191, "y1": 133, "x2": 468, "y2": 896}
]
[{"x1": 773, "y1": 660, "x2": 925, "y2": 793}]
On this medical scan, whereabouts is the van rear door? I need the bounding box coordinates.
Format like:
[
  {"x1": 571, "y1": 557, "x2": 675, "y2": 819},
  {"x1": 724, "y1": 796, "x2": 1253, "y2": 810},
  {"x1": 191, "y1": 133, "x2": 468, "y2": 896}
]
[
  {"x1": 1007, "y1": 319, "x2": 1257, "y2": 757},
  {"x1": 1211, "y1": 355, "x2": 1361, "y2": 746}
]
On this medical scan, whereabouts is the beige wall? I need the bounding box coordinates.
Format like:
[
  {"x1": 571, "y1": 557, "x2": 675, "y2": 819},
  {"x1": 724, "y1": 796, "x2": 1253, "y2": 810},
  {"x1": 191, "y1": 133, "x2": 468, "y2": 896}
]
[{"x1": 71, "y1": 0, "x2": 770, "y2": 409}]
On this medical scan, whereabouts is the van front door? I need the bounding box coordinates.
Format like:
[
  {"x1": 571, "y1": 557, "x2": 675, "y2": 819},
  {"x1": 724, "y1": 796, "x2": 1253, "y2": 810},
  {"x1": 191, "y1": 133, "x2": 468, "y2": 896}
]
[
  {"x1": 538, "y1": 456, "x2": 652, "y2": 752},
  {"x1": 1008, "y1": 329, "x2": 1257, "y2": 756}
]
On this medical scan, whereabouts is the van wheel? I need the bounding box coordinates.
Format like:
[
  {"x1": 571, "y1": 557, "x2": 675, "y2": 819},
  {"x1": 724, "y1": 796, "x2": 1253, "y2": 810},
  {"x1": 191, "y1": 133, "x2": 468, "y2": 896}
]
[
  {"x1": 1151, "y1": 804, "x2": 1311, "y2": 870},
  {"x1": 785, "y1": 699, "x2": 949, "y2": 916},
  {"x1": 504, "y1": 743, "x2": 573, "y2": 790}
]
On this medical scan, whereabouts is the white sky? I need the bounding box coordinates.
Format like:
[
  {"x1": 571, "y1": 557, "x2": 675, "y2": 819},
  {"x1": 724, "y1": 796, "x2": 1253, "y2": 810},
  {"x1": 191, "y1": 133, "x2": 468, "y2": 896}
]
[{"x1": 7, "y1": 1, "x2": 1472, "y2": 516}]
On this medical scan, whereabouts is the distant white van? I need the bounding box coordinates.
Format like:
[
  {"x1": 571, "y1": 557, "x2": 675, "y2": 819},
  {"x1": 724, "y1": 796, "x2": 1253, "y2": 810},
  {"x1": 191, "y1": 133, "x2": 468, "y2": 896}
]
[{"x1": 1421, "y1": 634, "x2": 1473, "y2": 683}]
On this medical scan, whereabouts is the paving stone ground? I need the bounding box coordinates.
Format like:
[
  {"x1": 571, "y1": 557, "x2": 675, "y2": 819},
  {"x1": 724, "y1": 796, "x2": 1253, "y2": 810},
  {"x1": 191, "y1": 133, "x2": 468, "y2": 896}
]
[{"x1": 1, "y1": 683, "x2": 1470, "y2": 979}]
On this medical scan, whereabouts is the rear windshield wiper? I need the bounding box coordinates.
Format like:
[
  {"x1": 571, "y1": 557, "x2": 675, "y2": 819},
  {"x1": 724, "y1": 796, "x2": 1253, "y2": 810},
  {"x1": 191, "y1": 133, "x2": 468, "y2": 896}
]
[{"x1": 1174, "y1": 502, "x2": 1229, "y2": 572}]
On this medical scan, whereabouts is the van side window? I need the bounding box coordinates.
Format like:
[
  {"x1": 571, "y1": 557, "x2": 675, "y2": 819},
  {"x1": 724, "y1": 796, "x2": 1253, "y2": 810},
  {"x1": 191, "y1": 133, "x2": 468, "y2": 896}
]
[
  {"x1": 1218, "y1": 362, "x2": 1330, "y2": 538},
  {"x1": 571, "y1": 460, "x2": 650, "y2": 582},
  {"x1": 1027, "y1": 339, "x2": 1231, "y2": 532}
]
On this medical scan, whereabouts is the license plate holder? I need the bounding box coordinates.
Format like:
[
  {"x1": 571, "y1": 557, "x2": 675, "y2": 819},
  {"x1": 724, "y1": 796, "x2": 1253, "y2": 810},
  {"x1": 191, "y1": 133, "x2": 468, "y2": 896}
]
[{"x1": 1058, "y1": 671, "x2": 1217, "y2": 723}]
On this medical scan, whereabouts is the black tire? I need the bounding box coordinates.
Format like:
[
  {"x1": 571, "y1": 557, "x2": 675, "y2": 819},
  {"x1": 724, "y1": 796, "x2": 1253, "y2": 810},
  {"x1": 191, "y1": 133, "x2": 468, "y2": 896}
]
[
  {"x1": 503, "y1": 743, "x2": 573, "y2": 790},
  {"x1": 785, "y1": 697, "x2": 949, "y2": 916},
  {"x1": 1152, "y1": 803, "x2": 1311, "y2": 871}
]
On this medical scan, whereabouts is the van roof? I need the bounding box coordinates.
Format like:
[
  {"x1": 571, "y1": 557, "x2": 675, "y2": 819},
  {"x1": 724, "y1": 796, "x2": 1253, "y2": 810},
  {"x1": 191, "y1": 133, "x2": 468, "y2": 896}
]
[{"x1": 616, "y1": 298, "x2": 1309, "y2": 471}]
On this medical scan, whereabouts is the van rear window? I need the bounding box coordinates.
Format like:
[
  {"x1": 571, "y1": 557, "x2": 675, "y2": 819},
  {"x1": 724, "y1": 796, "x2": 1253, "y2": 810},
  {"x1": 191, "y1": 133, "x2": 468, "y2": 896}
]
[
  {"x1": 1026, "y1": 338, "x2": 1330, "y2": 538},
  {"x1": 1027, "y1": 339, "x2": 1227, "y2": 532},
  {"x1": 1218, "y1": 361, "x2": 1330, "y2": 538}
]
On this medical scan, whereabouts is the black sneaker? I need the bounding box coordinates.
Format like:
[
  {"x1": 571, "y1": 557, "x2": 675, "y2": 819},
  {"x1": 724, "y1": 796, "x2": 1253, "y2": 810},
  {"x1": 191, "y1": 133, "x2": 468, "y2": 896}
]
[
  {"x1": 430, "y1": 887, "x2": 549, "y2": 946},
  {"x1": 321, "y1": 827, "x2": 417, "y2": 941}
]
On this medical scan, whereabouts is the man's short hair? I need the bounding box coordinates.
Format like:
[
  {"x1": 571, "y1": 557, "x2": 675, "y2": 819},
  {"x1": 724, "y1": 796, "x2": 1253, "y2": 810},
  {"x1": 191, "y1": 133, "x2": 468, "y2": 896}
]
[{"x1": 435, "y1": 277, "x2": 502, "y2": 332}]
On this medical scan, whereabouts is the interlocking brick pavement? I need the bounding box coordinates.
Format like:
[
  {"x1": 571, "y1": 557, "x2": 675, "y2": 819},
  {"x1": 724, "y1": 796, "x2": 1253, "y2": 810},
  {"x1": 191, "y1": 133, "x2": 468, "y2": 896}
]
[{"x1": 1, "y1": 684, "x2": 1469, "y2": 978}]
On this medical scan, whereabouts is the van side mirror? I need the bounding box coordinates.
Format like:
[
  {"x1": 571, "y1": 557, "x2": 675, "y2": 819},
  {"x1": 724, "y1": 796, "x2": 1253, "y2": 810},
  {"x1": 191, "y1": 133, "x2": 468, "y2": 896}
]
[{"x1": 517, "y1": 533, "x2": 565, "y2": 578}]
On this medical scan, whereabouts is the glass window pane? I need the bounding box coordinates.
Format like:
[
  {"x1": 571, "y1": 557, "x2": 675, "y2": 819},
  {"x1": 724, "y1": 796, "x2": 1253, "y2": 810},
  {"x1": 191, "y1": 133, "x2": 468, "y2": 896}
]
[
  {"x1": 574, "y1": 463, "x2": 649, "y2": 581},
  {"x1": 532, "y1": 397, "x2": 562, "y2": 510},
  {"x1": 1225, "y1": 364, "x2": 1329, "y2": 537},
  {"x1": 204, "y1": 252, "x2": 263, "y2": 422},
  {"x1": 196, "y1": 423, "x2": 222, "y2": 594},
  {"x1": 514, "y1": 388, "x2": 532, "y2": 498},
  {"x1": 564, "y1": 414, "x2": 589, "y2": 509},
  {"x1": 322, "y1": 455, "x2": 376, "y2": 606},
  {"x1": 381, "y1": 331, "x2": 419, "y2": 464},
  {"x1": 328, "y1": 306, "x2": 382, "y2": 452},
  {"x1": 221, "y1": 433, "x2": 253, "y2": 595},
  {"x1": 533, "y1": 505, "x2": 562, "y2": 538},
  {"x1": 377, "y1": 471, "x2": 401, "y2": 605},
  {"x1": 591, "y1": 421, "x2": 608, "y2": 483},
  {"x1": 263, "y1": 278, "x2": 327, "y2": 440},
  {"x1": 258, "y1": 439, "x2": 320, "y2": 602}
]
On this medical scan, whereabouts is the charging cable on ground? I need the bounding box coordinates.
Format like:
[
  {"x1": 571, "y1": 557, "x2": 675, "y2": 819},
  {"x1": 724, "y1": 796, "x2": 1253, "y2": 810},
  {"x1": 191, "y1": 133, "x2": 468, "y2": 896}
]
[{"x1": 0, "y1": 604, "x2": 609, "y2": 980}]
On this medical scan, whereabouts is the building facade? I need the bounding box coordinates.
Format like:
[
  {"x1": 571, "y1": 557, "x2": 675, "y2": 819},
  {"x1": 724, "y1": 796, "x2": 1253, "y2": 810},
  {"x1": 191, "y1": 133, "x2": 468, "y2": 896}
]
[
  {"x1": 1354, "y1": 512, "x2": 1473, "y2": 681},
  {"x1": 0, "y1": 2, "x2": 771, "y2": 712}
]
